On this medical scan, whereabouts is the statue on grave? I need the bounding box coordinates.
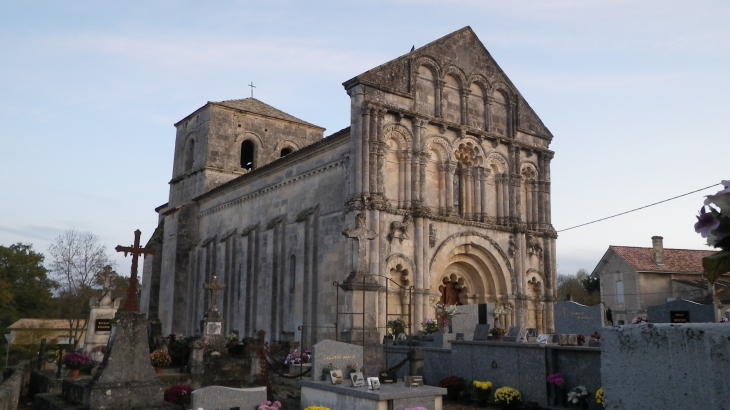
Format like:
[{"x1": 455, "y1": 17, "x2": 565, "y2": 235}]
[{"x1": 439, "y1": 279, "x2": 461, "y2": 306}]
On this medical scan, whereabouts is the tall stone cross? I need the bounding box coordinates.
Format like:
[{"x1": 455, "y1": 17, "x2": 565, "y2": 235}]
[
  {"x1": 115, "y1": 229, "x2": 155, "y2": 312},
  {"x1": 204, "y1": 275, "x2": 226, "y2": 313},
  {"x1": 342, "y1": 213, "x2": 377, "y2": 274},
  {"x1": 98, "y1": 265, "x2": 117, "y2": 292}
]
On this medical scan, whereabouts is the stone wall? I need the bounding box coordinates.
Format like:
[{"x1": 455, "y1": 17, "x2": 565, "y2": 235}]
[
  {"x1": 602, "y1": 324, "x2": 730, "y2": 409},
  {"x1": 385, "y1": 342, "x2": 601, "y2": 408},
  {"x1": 0, "y1": 362, "x2": 30, "y2": 410}
]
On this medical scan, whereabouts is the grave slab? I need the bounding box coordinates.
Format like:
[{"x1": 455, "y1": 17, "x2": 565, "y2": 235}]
[
  {"x1": 311, "y1": 339, "x2": 363, "y2": 381},
  {"x1": 300, "y1": 379, "x2": 446, "y2": 410},
  {"x1": 647, "y1": 299, "x2": 715, "y2": 323},
  {"x1": 190, "y1": 385, "x2": 267, "y2": 410},
  {"x1": 554, "y1": 301, "x2": 604, "y2": 336}
]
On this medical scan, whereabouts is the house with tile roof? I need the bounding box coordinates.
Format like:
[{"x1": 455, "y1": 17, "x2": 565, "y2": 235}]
[
  {"x1": 8, "y1": 318, "x2": 87, "y2": 346},
  {"x1": 591, "y1": 236, "x2": 718, "y2": 324}
]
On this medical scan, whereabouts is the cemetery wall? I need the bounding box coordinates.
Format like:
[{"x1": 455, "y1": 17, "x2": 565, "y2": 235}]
[
  {"x1": 602, "y1": 323, "x2": 730, "y2": 410},
  {"x1": 385, "y1": 342, "x2": 601, "y2": 407},
  {"x1": 0, "y1": 362, "x2": 29, "y2": 410}
]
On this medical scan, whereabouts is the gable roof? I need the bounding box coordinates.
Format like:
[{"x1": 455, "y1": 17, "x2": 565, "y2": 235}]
[
  {"x1": 211, "y1": 98, "x2": 324, "y2": 129},
  {"x1": 343, "y1": 26, "x2": 552, "y2": 140},
  {"x1": 608, "y1": 246, "x2": 716, "y2": 274},
  {"x1": 8, "y1": 319, "x2": 87, "y2": 330}
]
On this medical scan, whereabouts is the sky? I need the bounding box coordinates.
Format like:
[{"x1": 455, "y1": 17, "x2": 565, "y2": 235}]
[{"x1": 0, "y1": 1, "x2": 728, "y2": 280}]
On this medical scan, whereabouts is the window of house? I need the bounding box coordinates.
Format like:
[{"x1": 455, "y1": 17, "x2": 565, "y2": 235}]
[
  {"x1": 241, "y1": 140, "x2": 255, "y2": 170},
  {"x1": 616, "y1": 280, "x2": 625, "y2": 304}
]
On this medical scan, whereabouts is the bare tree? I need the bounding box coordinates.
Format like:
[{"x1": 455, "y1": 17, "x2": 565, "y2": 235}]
[{"x1": 48, "y1": 229, "x2": 114, "y2": 347}]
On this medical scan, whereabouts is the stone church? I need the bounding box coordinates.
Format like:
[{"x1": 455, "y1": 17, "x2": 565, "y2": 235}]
[{"x1": 140, "y1": 26, "x2": 557, "y2": 347}]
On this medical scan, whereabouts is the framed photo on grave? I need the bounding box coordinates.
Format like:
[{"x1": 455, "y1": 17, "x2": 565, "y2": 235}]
[
  {"x1": 367, "y1": 377, "x2": 381, "y2": 390},
  {"x1": 404, "y1": 376, "x2": 423, "y2": 387},
  {"x1": 206, "y1": 322, "x2": 222, "y2": 335},
  {"x1": 350, "y1": 372, "x2": 365, "y2": 387},
  {"x1": 379, "y1": 370, "x2": 397, "y2": 384},
  {"x1": 329, "y1": 370, "x2": 344, "y2": 384}
]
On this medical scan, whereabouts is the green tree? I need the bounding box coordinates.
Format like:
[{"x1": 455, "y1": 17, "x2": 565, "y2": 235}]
[
  {"x1": 557, "y1": 269, "x2": 601, "y2": 306},
  {"x1": 0, "y1": 243, "x2": 57, "y2": 330}
]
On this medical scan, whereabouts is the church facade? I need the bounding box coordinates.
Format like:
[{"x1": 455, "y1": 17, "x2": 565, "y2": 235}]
[{"x1": 140, "y1": 27, "x2": 558, "y2": 346}]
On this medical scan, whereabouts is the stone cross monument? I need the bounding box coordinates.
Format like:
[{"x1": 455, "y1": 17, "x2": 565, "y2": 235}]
[
  {"x1": 203, "y1": 275, "x2": 227, "y2": 349},
  {"x1": 342, "y1": 213, "x2": 377, "y2": 283},
  {"x1": 115, "y1": 229, "x2": 155, "y2": 312},
  {"x1": 83, "y1": 265, "x2": 121, "y2": 352}
]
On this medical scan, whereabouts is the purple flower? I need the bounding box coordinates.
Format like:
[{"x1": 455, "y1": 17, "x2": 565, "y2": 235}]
[{"x1": 695, "y1": 207, "x2": 720, "y2": 238}]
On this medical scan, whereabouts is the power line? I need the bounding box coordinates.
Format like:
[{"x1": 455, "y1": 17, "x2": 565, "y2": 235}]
[{"x1": 557, "y1": 183, "x2": 721, "y2": 233}]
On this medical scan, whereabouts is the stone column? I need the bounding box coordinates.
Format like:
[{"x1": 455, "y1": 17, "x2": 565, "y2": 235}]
[
  {"x1": 404, "y1": 151, "x2": 412, "y2": 208},
  {"x1": 414, "y1": 217, "x2": 424, "y2": 333},
  {"x1": 496, "y1": 174, "x2": 504, "y2": 223},
  {"x1": 368, "y1": 107, "x2": 377, "y2": 193},
  {"x1": 464, "y1": 169, "x2": 473, "y2": 219},
  {"x1": 536, "y1": 151, "x2": 545, "y2": 227},
  {"x1": 398, "y1": 152, "x2": 405, "y2": 208},
  {"x1": 436, "y1": 80, "x2": 445, "y2": 118},
  {"x1": 509, "y1": 146, "x2": 520, "y2": 223},
  {"x1": 411, "y1": 118, "x2": 424, "y2": 206},
  {"x1": 502, "y1": 175, "x2": 510, "y2": 224},
  {"x1": 444, "y1": 162, "x2": 455, "y2": 215},
  {"x1": 473, "y1": 167, "x2": 481, "y2": 222},
  {"x1": 544, "y1": 152, "x2": 554, "y2": 225},
  {"x1": 531, "y1": 180, "x2": 539, "y2": 229},
  {"x1": 481, "y1": 167, "x2": 490, "y2": 221},
  {"x1": 484, "y1": 97, "x2": 492, "y2": 133},
  {"x1": 525, "y1": 182, "x2": 532, "y2": 225},
  {"x1": 351, "y1": 90, "x2": 364, "y2": 196},
  {"x1": 437, "y1": 164, "x2": 446, "y2": 214},
  {"x1": 419, "y1": 152, "x2": 428, "y2": 208},
  {"x1": 508, "y1": 101, "x2": 517, "y2": 139},
  {"x1": 460, "y1": 89, "x2": 470, "y2": 126},
  {"x1": 376, "y1": 109, "x2": 386, "y2": 196}
]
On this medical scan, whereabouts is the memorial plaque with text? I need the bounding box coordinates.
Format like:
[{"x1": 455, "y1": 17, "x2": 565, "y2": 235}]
[
  {"x1": 95, "y1": 319, "x2": 112, "y2": 332},
  {"x1": 670, "y1": 311, "x2": 690, "y2": 323}
]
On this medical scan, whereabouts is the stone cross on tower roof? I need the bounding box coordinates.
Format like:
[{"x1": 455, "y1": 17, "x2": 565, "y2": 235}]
[
  {"x1": 342, "y1": 213, "x2": 377, "y2": 276},
  {"x1": 204, "y1": 275, "x2": 226, "y2": 313}
]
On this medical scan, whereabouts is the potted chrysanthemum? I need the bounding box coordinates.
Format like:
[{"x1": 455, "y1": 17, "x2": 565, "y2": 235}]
[
  {"x1": 494, "y1": 386, "x2": 522, "y2": 409},
  {"x1": 472, "y1": 380, "x2": 493, "y2": 407},
  {"x1": 150, "y1": 350, "x2": 172, "y2": 374},
  {"x1": 62, "y1": 352, "x2": 90, "y2": 378}
]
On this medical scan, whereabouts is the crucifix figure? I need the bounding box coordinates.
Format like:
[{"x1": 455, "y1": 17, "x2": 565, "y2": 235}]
[
  {"x1": 248, "y1": 82, "x2": 256, "y2": 98},
  {"x1": 342, "y1": 213, "x2": 377, "y2": 275},
  {"x1": 204, "y1": 275, "x2": 227, "y2": 313},
  {"x1": 115, "y1": 229, "x2": 155, "y2": 312}
]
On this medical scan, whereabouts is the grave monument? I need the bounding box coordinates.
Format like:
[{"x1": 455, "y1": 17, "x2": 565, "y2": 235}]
[{"x1": 83, "y1": 265, "x2": 121, "y2": 353}]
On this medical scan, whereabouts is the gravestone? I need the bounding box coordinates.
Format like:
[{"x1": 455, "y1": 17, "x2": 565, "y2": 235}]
[
  {"x1": 191, "y1": 385, "x2": 267, "y2": 410},
  {"x1": 203, "y1": 275, "x2": 228, "y2": 352},
  {"x1": 554, "y1": 301, "x2": 604, "y2": 336},
  {"x1": 83, "y1": 312, "x2": 170, "y2": 409},
  {"x1": 83, "y1": 266, "x2": 121, "y2": 352},
  {"x1": 311, "y1": 339, "x2": 363, "y2": 380},
  {"x1": 503, "y1": 326, "x2": 522, "y2": 342},
  {"x1": 647, "y1": 299, "x2": 715, "y2": 323},
  {"x1": 473, "y1": 324, "x2": 491, "y2": 341},
  {"x1": 450, "y1": 303, "x2": 494, "y2": 340}
]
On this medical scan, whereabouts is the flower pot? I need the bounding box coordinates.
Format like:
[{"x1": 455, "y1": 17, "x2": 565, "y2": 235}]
[
  {"x1": 155, "y1": 367, "x2": 164, "y2": 374},
  {"x1": 69, "y1": 369, "x2": 80, "y2": 378}
]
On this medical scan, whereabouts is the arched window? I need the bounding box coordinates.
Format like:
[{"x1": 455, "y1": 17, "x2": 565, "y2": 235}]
[
  {"x1": 184, "y1": 139, "x2": 195, "y2": 172},
  {"x1": 280, "y1": 147, "x2": 293, "y2": 157},
  {"x1": 240, "y1": 140, "x2": 255, "y2": 170}
]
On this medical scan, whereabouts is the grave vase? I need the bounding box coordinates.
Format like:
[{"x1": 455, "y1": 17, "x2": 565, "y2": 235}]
[
  {"x1": 154, "y1": 367, "x2": 164, "y2": 374},
  {"x1": 69, "y1": 369, "x2": 80, "y2": 378}
]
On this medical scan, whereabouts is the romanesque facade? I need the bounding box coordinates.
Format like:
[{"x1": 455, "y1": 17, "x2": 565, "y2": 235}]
[{"x1": 140, "y1": 27, "x2": 557, "y2": 346}]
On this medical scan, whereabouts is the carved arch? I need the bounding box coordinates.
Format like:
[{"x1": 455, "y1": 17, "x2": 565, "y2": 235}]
[
  {"x1": 429, "y1": 231, "x2": 515, "y2": 296},
  {"x1": 453, "y1": 136, "x2": 484, "y2": 166},
  {"x1": 424, "y1": 135, "x2": 454, "y2": 162},
  {"x1": 485, "y1": 152, "x2": 509, "y2": 174},
  {"x1": 413, "y1": 56, "x2": 441, "y2": 79},
  {"x1": 520, "y1": 161, "x2": 539, "y2": 178},
  {"x1": 274, "y1": 140, "x2": 300, "y2": 156},
  {"x1": 526, "y1": 268, "x2": 546, "y2": 284},
  {"x1": 490, "y1": 81, "x2": 514, "y2": 102},
  {"x1": 468, "y1": 74, "x2": 491, "y2": 95},
  {"x1": 385, "y1": 253, "x2": 416, "y2": 285},
  {"x1": 441, "y1": 65, "x2": 468, "y2": 90},
  {"x1": 382, "y1": 122, "x2": 413, "y2": 149}
]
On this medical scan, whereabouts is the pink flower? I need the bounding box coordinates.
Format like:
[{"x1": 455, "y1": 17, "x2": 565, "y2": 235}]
[{"x1": 695, "y1": 207, "x2": 720, "y2": 238}]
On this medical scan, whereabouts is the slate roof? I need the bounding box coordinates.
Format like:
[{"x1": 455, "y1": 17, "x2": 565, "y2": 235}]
[
  {"x1": 8, "y1": 318, "x2": 87, "y2": 330},
  {"x1": 212, "y1": 98, "x2": 324, "y2": 129},
  {"x1": 609, "y1": 246, "x2": 716, "y2": 273}
]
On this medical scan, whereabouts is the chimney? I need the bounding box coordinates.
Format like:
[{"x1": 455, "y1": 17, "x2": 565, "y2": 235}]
[{"x1": 652, "y1": 236, "x2": 664, "y2": 265}]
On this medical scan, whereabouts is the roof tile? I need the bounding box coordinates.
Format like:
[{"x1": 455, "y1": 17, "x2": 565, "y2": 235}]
[
  {"x1": 212, "y1": 98, "x2": 323, "y2": 129},
  {"x1": 610, "y1": 246, "x2": 716, "y2": 273}
]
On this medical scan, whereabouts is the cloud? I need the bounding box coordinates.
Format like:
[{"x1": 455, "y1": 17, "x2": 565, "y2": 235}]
[{"x1": 0, "y1": 225, "x2": 68, "y2": 243}]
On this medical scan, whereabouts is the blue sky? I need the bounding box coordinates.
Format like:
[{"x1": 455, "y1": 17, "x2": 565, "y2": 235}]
[{"x1": 1, "y1": 1, "x2": 727, "y2": 279}]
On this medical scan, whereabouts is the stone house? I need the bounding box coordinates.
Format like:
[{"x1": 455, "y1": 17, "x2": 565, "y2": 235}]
[
  {"x1": 8, "y1": 319, "x2": 87, "y2": 346},
  {"x1": 140, "y1": 26, "x2": 558, "y2": 346},
  {"x1": 591, "y1": 236, "x2": 717, "y2": 324}
]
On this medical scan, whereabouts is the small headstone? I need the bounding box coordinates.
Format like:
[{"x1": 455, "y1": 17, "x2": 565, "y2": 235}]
[
  {"x1": 367, "y1": 377, "x2": 381, "y2": 390},
  {"x1": 191, "y1": 386, "x2": 267, "y2": 410},
  {"x1": 311, "y1": 339, "x2": 363, "y2": 380},
  {"x1": 405, "y1": 375, "x2": 423, "y2": 387},
  {"x1": 350, "y1": 372, "x2": 365, "y2": 387},
  {"x1": 647, "y1": 300, "x2": 715, "y2": 323},
  {"x1": 559, "y1": 334, "x2": 569, "y2": 346},
  {"x1": 379, "y1": 369, "x2": 397, "y2": 384},
  {"x1": 568, "y1": 334, "x2": 578, "y2": 346},
  {"x1": 503, "y1": 326, "x2": 522, "y2": 342},
  {"x1": 330, "y1": 369, "x2": 345, "y2": 384},
  {"x1": 536, "y1": 334, "x2": 549, "y2": 344},
  {"x1": 473, "y1": 324, "x2": 491, "y2": 341},
  {"x1": 554, "y1": 301, "x2": 604, "y2": 336}
]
